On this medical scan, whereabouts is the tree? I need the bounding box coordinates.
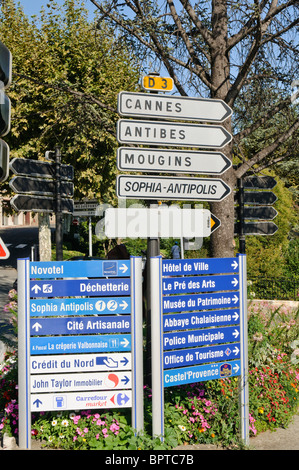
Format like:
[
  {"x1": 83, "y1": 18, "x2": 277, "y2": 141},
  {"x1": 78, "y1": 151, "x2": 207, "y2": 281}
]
[
  {"x1": 89, "y1": 0, "x2": 299, "y2": 257},
  {"x1": 1, "y1": 0, "x2": 140, "y2": 204}
]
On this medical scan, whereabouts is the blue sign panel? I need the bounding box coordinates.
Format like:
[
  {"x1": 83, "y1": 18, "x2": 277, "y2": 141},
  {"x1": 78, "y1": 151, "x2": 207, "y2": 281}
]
[
  {"x1": 30, "y1": 278, "x2": 131, "y2": 298},
  {"x1": 30, "y1": 316, "x2": 131, "y2": 336},
  {"x1": 163, "y1": 309, "x2": 240, "y2": 332},
  {"x1": 30, "y1": 260, "x2": 130, "y2": 279},
  {"x1": 30, "y1": 297, "x2": 131, "y2": 317},
  {"x1": 164, "y1": 360, "x2": 241, "y2": 387},
  {"x1": 164, "y1": 343, "x2": 241, "y2": 369},
  {"x1": 163, "y1": 274, "x2": 239, "y2": 294},
  {"x1": 163, "y1": 291, "x2": 239, "y2": 313},
  {"x1": 163, "y1": 257, "x2": 239, "y2": 276},
  {"x1": 163, "y1": 326, "x2": 240, "y2": 350},
  {"x1": 30, "y1": 334, "x2": 131, "y2": 355}
]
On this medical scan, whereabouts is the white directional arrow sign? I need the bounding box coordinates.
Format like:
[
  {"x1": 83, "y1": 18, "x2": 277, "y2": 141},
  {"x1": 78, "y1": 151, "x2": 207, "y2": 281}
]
[
  {"x1": 118, "y1": 92, "x2": 232, "y2": 123},
  {"x1": 119, "y1": 300, "x2": 129, "y2": 310},
  {"x1": 231, "y1": 260, "x2": 239, "y2": 270},
  {"x1": 119, "y1": 263, "x2": 129, "y2": 274},
  {"x1": 117, "y1": 147, "x2": 232, "y2": 175},
  {"x1": 31, "y1": 284, "x2": 41, "y2": 295},
  {"x1": 121, "y1": 337, "x2": 130, "y2": 348},
  {"x1": 116, "y1": 175, "x2": 231, "y2": 202},
  {"x1": 32, "y1": 322, "x2": 42, "y2": 333},
  {"x1": 117, "y1": 119, "x2": 232, "y2": 149},
  {"x1": 232, "y1": 312, "x2": 239, "y2": 322}
]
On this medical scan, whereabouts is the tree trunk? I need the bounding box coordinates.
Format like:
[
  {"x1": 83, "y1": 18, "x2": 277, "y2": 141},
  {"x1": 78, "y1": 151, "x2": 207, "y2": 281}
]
[
  {"x1": 38, "y1": 213, "x2": 52, "y2": 261},
  {"x1": 209, "y1": 0, "x2": 235, "y2": 258}
]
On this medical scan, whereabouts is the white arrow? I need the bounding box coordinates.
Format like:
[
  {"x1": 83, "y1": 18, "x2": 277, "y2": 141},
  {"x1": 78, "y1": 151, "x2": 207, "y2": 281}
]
[
  {"x1": 32, "y1": 322, "x2": 42, "y2": 332},
  {"x1": 31, "y1": 284, "x2": 41, "y2": 294},
  {"x1": 233, "y1": 346, "x2": 240, "y2": 355},
  {"x1": 231, "y1": 277, "x2": 239, "y2": 287},
  {"x1": 233, "y1": 363, "x2": 240, "y2": 374},
  {"x1": 232, "y1": 295, "x2": 239, "y2": 304},
  {"x1": 232, "y1": 329, "x2": 240, "y2": 339},
  {"x1": 119, "y1": 300, "x2": 128, "y2": 310},
  {"x1": 119, "y1": 263, "x2": 128, "y2": 274},
  {"x1": 121, "y1": 338, "x2": 130, "y2": 348},
  {"x1": 231, "y1": 260, "x2": 238, "y2": 270},
  {"x1": 232, "y1": 312, "x2": 239, "y2": 322}
]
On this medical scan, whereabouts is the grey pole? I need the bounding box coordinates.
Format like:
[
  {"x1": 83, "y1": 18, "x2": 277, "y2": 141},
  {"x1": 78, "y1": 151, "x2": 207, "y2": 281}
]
[
  {"x1": 130, "y1": 256, "x2": 144, "y2": 433},
  {"x1": 55, "y1": 147, "x2": 63, "y2": 261},
  {"x1": 88, "y1": 216, "x2": 93, "y2": 257},
  {"x1": 150, "y1": 256, "x2": 164, "y2": 439},
  {"x1": 17, "y1": 258, "x2": 31, "y2": 449},
  {"x1": 238, "y1": 253, "x2": 249, "y2": 445}
]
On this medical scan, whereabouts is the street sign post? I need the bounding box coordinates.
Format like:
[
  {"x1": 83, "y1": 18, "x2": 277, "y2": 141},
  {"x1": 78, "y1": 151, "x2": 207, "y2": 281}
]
[
  {"x1": 18, "y1": 257, "x2": 144, "y2": 449},
  {"x1": 9, "y1": 176, "x2": 74, "y2": 197},
  {"x1": 117, "y1": 175, "x2": 230, "y2": 202},
  {"x1": 74, "y1": 199, "x2": 99, "y2": 216},
  {"x1": 142, "y1": 76, "x2": 174, "y2": 92},
  {"x1": 117, "y1": 119, "x2": 232, "y2": 149},
  {"x1": 116, "y1": 174, "x2": 231, "y2": 202},
  {"x1": 242, "y1": 175, "x2": 277, "y2": 189},
  {"x1": 243, "y1": 191, "x2": 277, "y2": 205},
  {"x1": 239, "y1": 206, "x2": 278, "y2": 220},
  {"x1": 104, "y1": 207, "x2": 220, "y2": 239},
  {"x1": 236, "y1": 175, "x2": 278, "y2": 252},
  {"x1": 235, "y1": 221, "x2": 278, "y2": 236},
  {"x1": 10, "y1": 194, "x2": 73, "y2": 213},
  {"x1": 118, "y1": 92, "x2": 232, "y2": 122},
  {"x1": 10, "y1": 157, "x2": 74, "y2": 180},
  {"x1": 150, "y1": 254, "x2": 249, "y2": 445},
  {"x1": 117, "y1": 147, "x2": 232, "y2": 175}
]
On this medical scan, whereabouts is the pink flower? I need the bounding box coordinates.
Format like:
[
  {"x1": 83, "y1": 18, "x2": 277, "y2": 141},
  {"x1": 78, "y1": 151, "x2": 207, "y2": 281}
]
[
  {"x1": 83, "y1": 428, "x2": 88, "y2": 433},
  {"x1": 71, "y1": 415, "x2": 81, "y2": 425},
  {"x1": 97, "y1": 419, "x2": 106, "y2": 426}
]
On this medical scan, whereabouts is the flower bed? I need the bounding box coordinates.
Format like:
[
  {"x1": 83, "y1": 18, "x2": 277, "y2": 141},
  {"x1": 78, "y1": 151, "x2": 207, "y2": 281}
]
[{"x1": 0, "y1": 292, "x2": 298, "y2": 449}]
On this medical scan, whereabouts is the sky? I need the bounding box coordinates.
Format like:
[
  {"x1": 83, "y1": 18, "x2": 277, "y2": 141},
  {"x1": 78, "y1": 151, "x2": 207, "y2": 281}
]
[{"x1": 18, "y1": 0, "x2": 98, "y2": 20}]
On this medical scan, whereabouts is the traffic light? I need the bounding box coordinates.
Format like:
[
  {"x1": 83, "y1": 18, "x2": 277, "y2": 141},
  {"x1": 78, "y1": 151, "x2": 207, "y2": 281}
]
[{"x1": 0, "y1": 39, "x2": 12, "y2": 182}]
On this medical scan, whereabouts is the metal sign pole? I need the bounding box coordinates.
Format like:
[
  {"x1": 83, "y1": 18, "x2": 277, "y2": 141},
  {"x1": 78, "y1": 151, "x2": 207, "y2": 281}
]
[
  {"x1": 150, "y1": 256, "x2": 164, "y2": 439},
  {"x1": 238, "y1": 253, "x2": 249, "y2": 445},
  {"x1": 55, "y1": 147, "x2": 63, "y2": 261},
  {"x1": 130, "y1": 256, "x2": 144, "y2": 433},
  {"x1": 17, "y1": 258, "x2": 31, "y2": 449}
]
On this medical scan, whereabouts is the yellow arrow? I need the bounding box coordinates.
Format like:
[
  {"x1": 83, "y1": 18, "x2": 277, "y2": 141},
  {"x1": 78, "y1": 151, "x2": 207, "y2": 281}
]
[{"x1": 210, "y1": 214, "x2": 221, "y2": 233}]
